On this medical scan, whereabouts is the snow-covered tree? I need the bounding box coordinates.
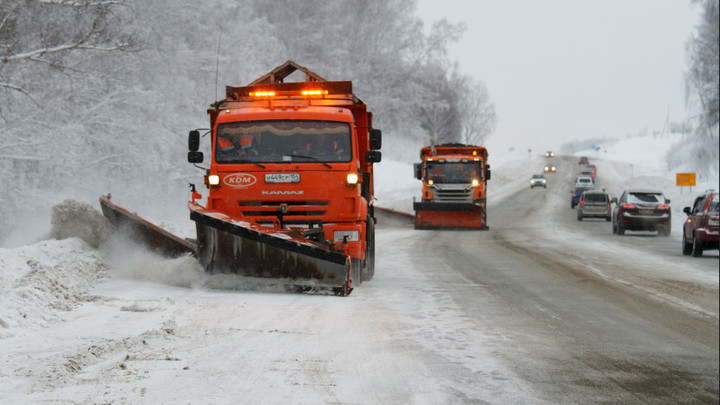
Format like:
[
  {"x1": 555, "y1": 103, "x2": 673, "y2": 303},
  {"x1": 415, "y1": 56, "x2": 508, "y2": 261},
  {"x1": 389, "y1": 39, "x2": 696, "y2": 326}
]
[
  {"x1": 685, "y1": 0, "x2": 719, "y2": 137},
  {"x1": 673, "y1": 0, "x2": 720, "y2": 177},
  {"x1": 0, "y1": 0, "x2": 497, "y2": 243}
]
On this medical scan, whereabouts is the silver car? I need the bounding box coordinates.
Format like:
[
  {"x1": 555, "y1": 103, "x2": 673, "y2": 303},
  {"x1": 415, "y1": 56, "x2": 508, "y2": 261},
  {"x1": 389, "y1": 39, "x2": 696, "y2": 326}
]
[{"x1": 577, "y1": 189, "x2": 611, "y2": 221}]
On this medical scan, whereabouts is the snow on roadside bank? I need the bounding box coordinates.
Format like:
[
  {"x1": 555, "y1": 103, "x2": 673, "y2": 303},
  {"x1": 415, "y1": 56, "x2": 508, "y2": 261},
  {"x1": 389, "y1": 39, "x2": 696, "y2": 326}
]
[{"x1": 0, "y1": 238, "x2": 108, "y2": 339}]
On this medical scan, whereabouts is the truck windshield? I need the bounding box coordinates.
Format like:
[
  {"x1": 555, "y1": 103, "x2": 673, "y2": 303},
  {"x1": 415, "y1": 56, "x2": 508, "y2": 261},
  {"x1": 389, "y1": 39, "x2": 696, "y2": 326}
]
[
  {"x1": 425, "y1": 161, "x2": 482, "y2": 184},
  {"x1": 215, "y1": 120, "x2": 352, "y2": 164}
]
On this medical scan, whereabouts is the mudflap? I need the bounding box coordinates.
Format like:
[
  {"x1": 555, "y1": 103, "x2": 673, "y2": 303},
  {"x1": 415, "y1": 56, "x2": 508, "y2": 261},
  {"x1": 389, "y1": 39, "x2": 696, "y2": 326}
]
[
  {"x1": 190, "y1": 204, "x2": 353, "y2": 296},
  {"x1": 413, "y1": 202, "x2": 488, "y2": 230},
  {"x1": 99, "y1": 195, "x2": 196, "y2": 257}
]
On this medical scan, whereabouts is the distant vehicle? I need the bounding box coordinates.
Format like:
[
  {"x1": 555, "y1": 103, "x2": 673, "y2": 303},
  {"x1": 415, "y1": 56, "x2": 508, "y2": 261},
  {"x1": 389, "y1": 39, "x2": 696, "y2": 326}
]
[
  {"x1": 570, "y1": 186, "x2": 592, "y2": 208},
  {"x1": 578, "y1": 156, "x2": 589, "y2": 165},
  {"x1": 545, "y1": 151, "x2": 554, "y2": 157},
  {"x1": 682, "y1": 190, "x2": 719, "y2": 257},
  {"x1": 544, "y1": 164, "x2": 556, "y2": 173},
  {"x1": 575, "y1": 175, "x2": 594, "y2": 187},
  {"x1": 530, "y1": 174, "x2": 547, "y2": 188},
  {"x1": 577, "y1": 189, "x2": 611, "y2": 221},
  {"x1": 612, "y1": 189, "x2": 671, "y2": 236},
  {"x1": 586, "y1": 164, "x2": 597, "y2": 176},
  {"x1": 579, "y1": 169, "x2": 595, "y2": 179}
]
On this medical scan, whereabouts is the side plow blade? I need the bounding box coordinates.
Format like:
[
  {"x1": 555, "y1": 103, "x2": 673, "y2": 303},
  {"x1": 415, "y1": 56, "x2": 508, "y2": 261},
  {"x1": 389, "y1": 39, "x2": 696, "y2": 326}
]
[
  {"x1": 190, "y1": 207, "x2": 353, "y2": 296},
  {"x1": 99, "y1": 195, "x2": 196, "y2": 257}
]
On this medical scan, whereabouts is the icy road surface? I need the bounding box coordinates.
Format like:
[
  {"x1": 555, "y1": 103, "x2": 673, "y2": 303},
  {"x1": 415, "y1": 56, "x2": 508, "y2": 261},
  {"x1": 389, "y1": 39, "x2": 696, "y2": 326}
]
[{"x1": 1, "y1": 152, "x2": 718, "y2": 403}]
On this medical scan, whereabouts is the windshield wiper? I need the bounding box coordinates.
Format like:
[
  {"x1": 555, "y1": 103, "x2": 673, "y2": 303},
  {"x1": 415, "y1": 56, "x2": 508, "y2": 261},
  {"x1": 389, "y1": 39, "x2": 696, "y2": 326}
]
[
  {"x1": 285, "y1": 154, "x2": 331, "y2": 168},
  {"x1": 236, "y1": 160, "x2": 265, "y2": 169}
]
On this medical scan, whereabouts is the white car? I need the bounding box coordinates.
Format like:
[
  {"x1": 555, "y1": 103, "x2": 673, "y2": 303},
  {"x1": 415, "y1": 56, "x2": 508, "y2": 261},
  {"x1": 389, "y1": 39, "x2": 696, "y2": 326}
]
[
  {"x1": 575, "y1": 175, "x2": 594, "y2": 187},
  {"x1": 530, "y1": 174, "x2": 547, "y2": 188}
]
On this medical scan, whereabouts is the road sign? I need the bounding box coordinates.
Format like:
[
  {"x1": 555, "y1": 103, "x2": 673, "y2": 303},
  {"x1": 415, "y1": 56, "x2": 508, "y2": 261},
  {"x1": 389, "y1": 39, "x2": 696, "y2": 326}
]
[{"x1": 676, "y1": 173, "x2": 696, "y2": 187}]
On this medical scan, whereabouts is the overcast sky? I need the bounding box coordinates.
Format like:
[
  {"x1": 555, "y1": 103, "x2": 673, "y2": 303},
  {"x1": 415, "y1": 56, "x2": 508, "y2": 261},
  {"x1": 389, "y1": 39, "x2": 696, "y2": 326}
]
[{"x1": 416, "y1": 0, "x2": 701, "y2": 154}]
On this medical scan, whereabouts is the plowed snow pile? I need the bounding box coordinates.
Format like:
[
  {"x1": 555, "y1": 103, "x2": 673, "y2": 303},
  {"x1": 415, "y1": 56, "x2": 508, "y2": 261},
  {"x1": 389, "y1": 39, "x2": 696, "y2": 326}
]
[
  {"x1": 0, "y1": 238, "x2": 109, "y2": 338},
  {"x1": 50, "y1": 199, "x2": 112, "y2": 248}
]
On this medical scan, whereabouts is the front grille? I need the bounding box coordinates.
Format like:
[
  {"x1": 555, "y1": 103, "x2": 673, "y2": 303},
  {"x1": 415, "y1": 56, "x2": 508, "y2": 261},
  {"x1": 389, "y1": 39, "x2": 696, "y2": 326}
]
[
  {"x1": 432, "y1": 187, "x2": 473, "y2": 203},
  {"x1": 239, "y1": 201, "x2": 328, "y2": 218}
]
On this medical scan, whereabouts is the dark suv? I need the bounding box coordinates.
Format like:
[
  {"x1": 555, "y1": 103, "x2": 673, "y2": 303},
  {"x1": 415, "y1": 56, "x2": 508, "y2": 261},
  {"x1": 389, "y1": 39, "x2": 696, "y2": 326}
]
[
  {"x1": 570, "y1": 186, "x2": 592, "y2": 208},
  {"x1": 612, "y1": 189, "x2": 671, "y2": 236},
  {"x1": 682, "y1": 190, "x2": 719, "y2": 257}
]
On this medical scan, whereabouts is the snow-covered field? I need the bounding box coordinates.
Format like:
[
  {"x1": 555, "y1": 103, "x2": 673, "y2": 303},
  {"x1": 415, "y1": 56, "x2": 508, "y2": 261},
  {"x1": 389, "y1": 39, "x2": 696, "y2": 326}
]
[{"x1": 0, "y1": 132, "x2": 717, "y2": 403}]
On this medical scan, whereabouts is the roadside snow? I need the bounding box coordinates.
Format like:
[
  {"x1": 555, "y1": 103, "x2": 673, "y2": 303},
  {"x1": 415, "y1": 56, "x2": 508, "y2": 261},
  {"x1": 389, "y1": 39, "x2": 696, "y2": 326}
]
[{"x1": 0, "y1": 238, "x2": 108, "y2": 339}]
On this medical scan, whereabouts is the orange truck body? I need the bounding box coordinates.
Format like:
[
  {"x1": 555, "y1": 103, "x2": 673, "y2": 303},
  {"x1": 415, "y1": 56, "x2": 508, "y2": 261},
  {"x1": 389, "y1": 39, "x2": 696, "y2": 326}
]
[
  {"x1": 413, "y1": 143, "x2": 490, "y2": 229},
  {"x1": 186, "y1": 61, "x2": 381, "y2": 294}
]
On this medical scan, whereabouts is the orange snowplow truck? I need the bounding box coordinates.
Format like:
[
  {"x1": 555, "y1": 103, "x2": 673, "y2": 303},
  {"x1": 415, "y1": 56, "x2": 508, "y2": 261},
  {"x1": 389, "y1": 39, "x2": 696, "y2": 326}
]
[
  {"x1": 413, "y1": 143, "x2": 490, "y2": 229},
  {"x1": 185, "y1": 61, "x2": 382, "y2": 295}
]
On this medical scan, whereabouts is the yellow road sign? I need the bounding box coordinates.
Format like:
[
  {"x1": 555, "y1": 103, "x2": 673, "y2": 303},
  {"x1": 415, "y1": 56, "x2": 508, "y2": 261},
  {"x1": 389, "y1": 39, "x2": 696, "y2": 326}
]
[{"x1": 676, "y1": 173, "x2": 696, "y2": 186}]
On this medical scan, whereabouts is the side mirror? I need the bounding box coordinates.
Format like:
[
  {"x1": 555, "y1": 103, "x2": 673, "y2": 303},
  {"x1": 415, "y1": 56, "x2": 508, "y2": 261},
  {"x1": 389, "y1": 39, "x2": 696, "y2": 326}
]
[
  {"x1": 485, "y1": 166, "x2": 491, "y2": 181},
  {"x1": 369, "y1": 129, "x2": 382, "y2": 150},
  {"x1": 611, "y1": 197, "x2": 617, "y2": 204},
  {"x1": 365, "y1": 150, "x2": 382, "y2": 163},
  {"x1": 683, "y1": 206, "x2": 692, "y2": 215},
  {"x1": 188, "y1": 151, "x2": 204, "y2": 163},
  {"x1": 189, "y1": 130, "x2": 200, "y2": 152},
  {"x1": 414, "y1": 163, "x2": 422, "y2": 179},
  {"x1": 665, "y1": 198, "x2": 671, "y2": 204}
]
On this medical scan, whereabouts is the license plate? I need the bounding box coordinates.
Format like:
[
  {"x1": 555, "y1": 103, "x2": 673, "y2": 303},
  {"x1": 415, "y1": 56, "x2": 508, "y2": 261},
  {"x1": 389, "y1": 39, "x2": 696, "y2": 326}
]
[
  {"x1": 265, "y1": 173, "x2": 300, "y2": 183},
  {"x1": 639, "y1": 209, "x2": 654, "y2": 215}
]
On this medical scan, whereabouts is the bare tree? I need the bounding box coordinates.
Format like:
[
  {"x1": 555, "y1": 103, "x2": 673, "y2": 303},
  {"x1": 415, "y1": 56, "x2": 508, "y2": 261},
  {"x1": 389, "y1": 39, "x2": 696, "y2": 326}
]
[
  {"x1": 685, "y1": 0, "x2": 719, "y2": 137},
  {"x1": 454, "y1": 73, "x2": 496, "y2": 146}
]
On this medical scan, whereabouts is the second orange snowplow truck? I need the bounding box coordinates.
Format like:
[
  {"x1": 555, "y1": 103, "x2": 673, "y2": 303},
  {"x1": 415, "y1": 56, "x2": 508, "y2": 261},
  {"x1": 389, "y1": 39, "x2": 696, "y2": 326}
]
[{"x1": 413, "y1": 143, "x2": 490, "y2": 229}]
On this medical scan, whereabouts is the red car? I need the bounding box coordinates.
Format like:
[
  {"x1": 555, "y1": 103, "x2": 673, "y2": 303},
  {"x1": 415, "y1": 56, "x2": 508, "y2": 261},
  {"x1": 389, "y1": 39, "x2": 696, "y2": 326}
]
[
  {"x1": 682, "y1": 190, "x2": 719, "y2": 257},
  {"x1": 612, "y1": 189, "x2": 671, "y2": 236}
]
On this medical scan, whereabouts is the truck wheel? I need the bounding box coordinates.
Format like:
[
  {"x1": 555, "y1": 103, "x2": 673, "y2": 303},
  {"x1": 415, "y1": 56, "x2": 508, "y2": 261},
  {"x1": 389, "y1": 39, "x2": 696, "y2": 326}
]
[
  {"x1": 682, "y1": 232, "x2": 692, "y2": 255},
  {"x1": 362, "y1": 216, "x2": 375, "y2": 281},
  {"x1": 691, "y1": 234, "x2": 703, "y2": 257}
]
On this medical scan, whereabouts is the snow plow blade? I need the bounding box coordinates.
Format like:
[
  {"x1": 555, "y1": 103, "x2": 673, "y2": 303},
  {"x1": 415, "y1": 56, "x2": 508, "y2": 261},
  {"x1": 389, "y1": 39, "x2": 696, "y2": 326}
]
[
  {"x1": 413, "y1": 202, "x2": 489, "y2": 230},
  {"x1": 99, "y1": 194, "x2": 196, "y2": 257},
  {"x1": 190, "y1": 203, "x2": 353, "y2": 296}
]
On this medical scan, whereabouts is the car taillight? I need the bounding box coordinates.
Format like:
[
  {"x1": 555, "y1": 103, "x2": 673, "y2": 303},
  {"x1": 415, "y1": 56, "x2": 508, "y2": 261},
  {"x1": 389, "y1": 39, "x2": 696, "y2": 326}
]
[
  {"x1": 658, "y1": 205, "x2": 669, "y2": 209},
  {"x1": 622, "y1": 204, "x2": 634, "y2": 209},
  {"x1": 579, "y1": 201, "x2": 584, "y2": 205}
]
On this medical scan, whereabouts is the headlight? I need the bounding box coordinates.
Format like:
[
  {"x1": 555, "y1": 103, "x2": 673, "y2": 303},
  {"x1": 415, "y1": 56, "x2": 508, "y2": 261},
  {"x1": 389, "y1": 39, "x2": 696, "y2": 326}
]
[
  {"x1": 472, "y1": 179, "x2": 480, "y2": 187},
  {"x1": 208, "y1": 175, "x2": 220, "y2": 185},
  {"x1": 346, "y1": 173, "x2": 359, "y2": 185},
  {"x1": 333, "y1": 230, "x2": 359, "y2": 242}
]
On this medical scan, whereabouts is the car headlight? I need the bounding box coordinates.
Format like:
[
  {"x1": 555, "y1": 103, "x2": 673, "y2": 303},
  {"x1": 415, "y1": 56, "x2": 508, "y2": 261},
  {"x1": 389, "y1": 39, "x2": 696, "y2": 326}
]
[
  {"x1": 472, "y1": 179, "x2": 480, "y2": 187},
  {"x1": 333, "y1": 230, "x2": 359, "y2": 242},
  {"x1": 208, "y1": 175, "x2": 220, "y2": 185}
]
